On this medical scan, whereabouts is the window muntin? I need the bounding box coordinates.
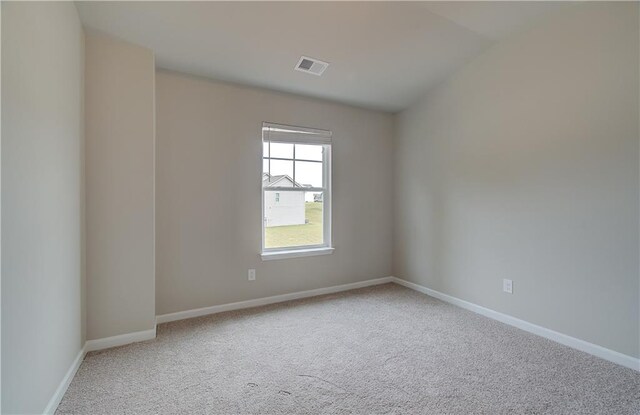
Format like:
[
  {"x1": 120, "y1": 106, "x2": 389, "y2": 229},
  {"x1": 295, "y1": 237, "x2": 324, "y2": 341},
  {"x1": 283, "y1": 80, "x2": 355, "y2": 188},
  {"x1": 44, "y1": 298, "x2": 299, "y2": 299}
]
[{"x1": 262, "y1": 123, "x2": 331, "y2": 254}]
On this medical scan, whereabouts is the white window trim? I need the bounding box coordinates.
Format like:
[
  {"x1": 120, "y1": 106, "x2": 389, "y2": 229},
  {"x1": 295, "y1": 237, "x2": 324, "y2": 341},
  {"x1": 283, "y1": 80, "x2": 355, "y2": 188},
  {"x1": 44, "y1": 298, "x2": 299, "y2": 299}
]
[
  {"x1": 261, "y1": 122, "x2": 332, "y2": 260},
  {"x1": 261, "y1": 247, "x2": 335, "y2": 261}
]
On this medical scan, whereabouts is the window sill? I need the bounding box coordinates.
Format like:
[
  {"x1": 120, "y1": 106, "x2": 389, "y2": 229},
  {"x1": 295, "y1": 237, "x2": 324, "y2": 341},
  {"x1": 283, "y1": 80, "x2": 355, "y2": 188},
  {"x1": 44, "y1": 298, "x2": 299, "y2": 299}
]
[{"x1": 261, "y1": 247, "x2": 334, "y2": 261}]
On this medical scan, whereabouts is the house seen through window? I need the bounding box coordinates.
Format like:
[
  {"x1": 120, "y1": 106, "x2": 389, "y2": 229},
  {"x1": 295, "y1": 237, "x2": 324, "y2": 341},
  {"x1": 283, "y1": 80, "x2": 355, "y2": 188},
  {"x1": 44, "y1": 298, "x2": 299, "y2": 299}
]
[{"x1": 262, "y1": 122, "x2": 332, "y2": 256}]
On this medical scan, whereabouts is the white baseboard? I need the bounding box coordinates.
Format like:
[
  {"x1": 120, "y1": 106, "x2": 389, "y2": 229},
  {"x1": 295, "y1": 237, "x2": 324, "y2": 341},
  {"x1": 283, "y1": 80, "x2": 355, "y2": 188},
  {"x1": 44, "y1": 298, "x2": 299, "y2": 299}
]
[
  {"x1": 391, "y1": 277, "x2": 640, "y2": 372},
  {"x1": 43, "y1": 345, "x2": 86, "y2": 415},
  {"x1": 85, "y1": 326, "x2": 157, "y2": 352},
  {"x1": 156, "y1": 276, "x2": 394, "y2": 324},
  {"x1": 44, "y1": 327, "x2": 157, "y2": 413}
]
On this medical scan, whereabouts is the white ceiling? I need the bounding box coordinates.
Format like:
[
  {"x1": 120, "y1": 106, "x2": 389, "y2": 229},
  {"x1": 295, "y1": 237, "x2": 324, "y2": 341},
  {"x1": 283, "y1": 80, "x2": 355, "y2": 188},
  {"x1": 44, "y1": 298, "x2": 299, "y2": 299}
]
[{"x1": 76, "y1": 1, "x2": 567, "y2": 112}]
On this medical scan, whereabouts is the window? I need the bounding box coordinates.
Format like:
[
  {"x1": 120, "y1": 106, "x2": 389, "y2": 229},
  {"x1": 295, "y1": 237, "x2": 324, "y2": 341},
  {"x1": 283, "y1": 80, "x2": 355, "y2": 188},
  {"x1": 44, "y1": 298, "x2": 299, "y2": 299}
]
[{"x1": 261, "y1": 122, "x2": 333, "y2": 260}]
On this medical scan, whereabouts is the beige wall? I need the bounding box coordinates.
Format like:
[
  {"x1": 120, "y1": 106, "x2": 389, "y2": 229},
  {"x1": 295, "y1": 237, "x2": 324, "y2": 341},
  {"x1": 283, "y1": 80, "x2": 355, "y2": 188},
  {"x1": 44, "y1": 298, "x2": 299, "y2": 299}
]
[
  {"x1": 1, "y1": 2, "x2": 84, "y2": 413},
  {"x1": 156, "y1": 71, "x2": 394, "y2": 315},
  {"x1": 85, "y1": 33, "x2": 156, "y2": 340},
  {"x1": 394, "y1": 2, "x2": 639, "y2": 358}
]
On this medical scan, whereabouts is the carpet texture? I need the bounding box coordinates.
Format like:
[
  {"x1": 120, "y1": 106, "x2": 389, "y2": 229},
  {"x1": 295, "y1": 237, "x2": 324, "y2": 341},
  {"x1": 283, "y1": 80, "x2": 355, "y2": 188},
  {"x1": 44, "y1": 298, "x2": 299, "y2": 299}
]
[{"x1": 57, "y1": 284, "x2": 640, "y2": 414}]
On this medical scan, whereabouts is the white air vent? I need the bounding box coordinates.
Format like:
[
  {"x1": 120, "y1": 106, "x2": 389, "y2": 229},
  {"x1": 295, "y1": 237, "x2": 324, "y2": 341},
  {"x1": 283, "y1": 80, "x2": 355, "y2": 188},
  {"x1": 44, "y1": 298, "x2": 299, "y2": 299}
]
[{"x1": 295, "y1": 56, "x2": 329, "y2": 76}]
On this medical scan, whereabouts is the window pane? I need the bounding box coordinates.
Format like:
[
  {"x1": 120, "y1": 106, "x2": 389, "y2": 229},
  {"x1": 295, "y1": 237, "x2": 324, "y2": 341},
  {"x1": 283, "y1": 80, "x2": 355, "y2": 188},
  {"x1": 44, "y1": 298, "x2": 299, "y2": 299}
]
[
  {"x1": 262, "y1": 142, "x2": 269, "y2": 158},
  {"x1": 264, "y1": 191, "x2": 323, "y2": 249},
  {"x1": 264, "y1": 159, "x2": 294, "y2": 187},
  {"x1": 270, "y1": 142, "x2": 293, "y2": 159},
  {"x1": 295, "y1": 160, "x2": 323, "y2": 188},
  {"x1": 295, "y1": 144, "x2": 323, "y2": 161},
  {"x1": 263, "y1": 159, "x2": 269, "y2": 174}
]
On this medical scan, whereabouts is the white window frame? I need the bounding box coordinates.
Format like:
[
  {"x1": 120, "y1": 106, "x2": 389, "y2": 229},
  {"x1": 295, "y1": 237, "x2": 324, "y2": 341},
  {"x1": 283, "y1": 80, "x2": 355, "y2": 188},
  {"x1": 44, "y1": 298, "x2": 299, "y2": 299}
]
[{"x1": 261, "y1": 122, "x2": 333, "y2": 260}]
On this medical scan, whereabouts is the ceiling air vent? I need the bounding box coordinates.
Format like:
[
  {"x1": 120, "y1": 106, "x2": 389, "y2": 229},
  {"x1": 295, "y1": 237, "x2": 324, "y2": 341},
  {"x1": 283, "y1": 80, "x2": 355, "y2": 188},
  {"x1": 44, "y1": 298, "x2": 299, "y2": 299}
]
[{"x1": 295, "y1": 56, "x2": 329, "y2": 76}]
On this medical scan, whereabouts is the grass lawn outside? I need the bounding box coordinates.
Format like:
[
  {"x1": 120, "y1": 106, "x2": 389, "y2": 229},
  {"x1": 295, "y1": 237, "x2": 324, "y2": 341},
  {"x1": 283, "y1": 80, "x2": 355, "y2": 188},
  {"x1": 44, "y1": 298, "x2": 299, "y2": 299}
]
[{"x1": 265, "y1": 202, "x2": 323, "y2": 249}]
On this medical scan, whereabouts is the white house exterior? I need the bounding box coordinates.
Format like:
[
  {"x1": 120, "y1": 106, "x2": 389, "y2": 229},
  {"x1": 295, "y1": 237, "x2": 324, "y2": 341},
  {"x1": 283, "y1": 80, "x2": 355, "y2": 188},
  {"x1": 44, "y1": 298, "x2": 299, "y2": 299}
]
[{"x1": 263, "y1": 173, "x2": 306, "y2": 226}]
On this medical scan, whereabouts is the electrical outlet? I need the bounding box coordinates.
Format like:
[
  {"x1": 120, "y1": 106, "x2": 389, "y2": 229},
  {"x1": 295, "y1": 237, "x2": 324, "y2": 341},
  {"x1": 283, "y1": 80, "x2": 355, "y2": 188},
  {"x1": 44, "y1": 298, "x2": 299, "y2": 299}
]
[
  {"x1": 503, "y1": 279, "x2": 513, "y2": 294},
  {"x1": 248, "y1": 269, "x2": 256, "y2": 281}
]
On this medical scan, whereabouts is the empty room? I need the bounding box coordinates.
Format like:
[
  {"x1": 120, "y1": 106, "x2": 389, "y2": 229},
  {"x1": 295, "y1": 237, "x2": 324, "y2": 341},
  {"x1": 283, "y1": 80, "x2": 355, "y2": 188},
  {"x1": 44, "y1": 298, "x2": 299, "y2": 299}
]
[{"x1": 2, "y1": 1, "x2": 639, "y2": 414}]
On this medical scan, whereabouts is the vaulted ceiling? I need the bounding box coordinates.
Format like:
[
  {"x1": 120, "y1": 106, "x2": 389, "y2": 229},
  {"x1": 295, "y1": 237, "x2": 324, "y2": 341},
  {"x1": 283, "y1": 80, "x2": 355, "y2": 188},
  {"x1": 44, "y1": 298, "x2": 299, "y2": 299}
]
[{"x1": 76, "y1": 1, "x2": 567, "y2": 112}]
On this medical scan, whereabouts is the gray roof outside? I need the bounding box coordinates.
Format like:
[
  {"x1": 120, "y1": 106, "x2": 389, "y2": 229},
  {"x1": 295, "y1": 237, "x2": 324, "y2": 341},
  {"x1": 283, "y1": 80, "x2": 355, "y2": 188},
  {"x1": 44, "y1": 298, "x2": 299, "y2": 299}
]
[{"x1": 262, "y1": 173, "x2": 310, "y2": 188}]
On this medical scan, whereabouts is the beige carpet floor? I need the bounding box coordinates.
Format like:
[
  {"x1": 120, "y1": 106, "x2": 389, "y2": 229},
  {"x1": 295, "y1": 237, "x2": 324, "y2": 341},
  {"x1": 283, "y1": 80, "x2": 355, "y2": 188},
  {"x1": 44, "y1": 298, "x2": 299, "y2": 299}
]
[{"x1": 57, "y1": 283, "x2": 640, "y2": 414}]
